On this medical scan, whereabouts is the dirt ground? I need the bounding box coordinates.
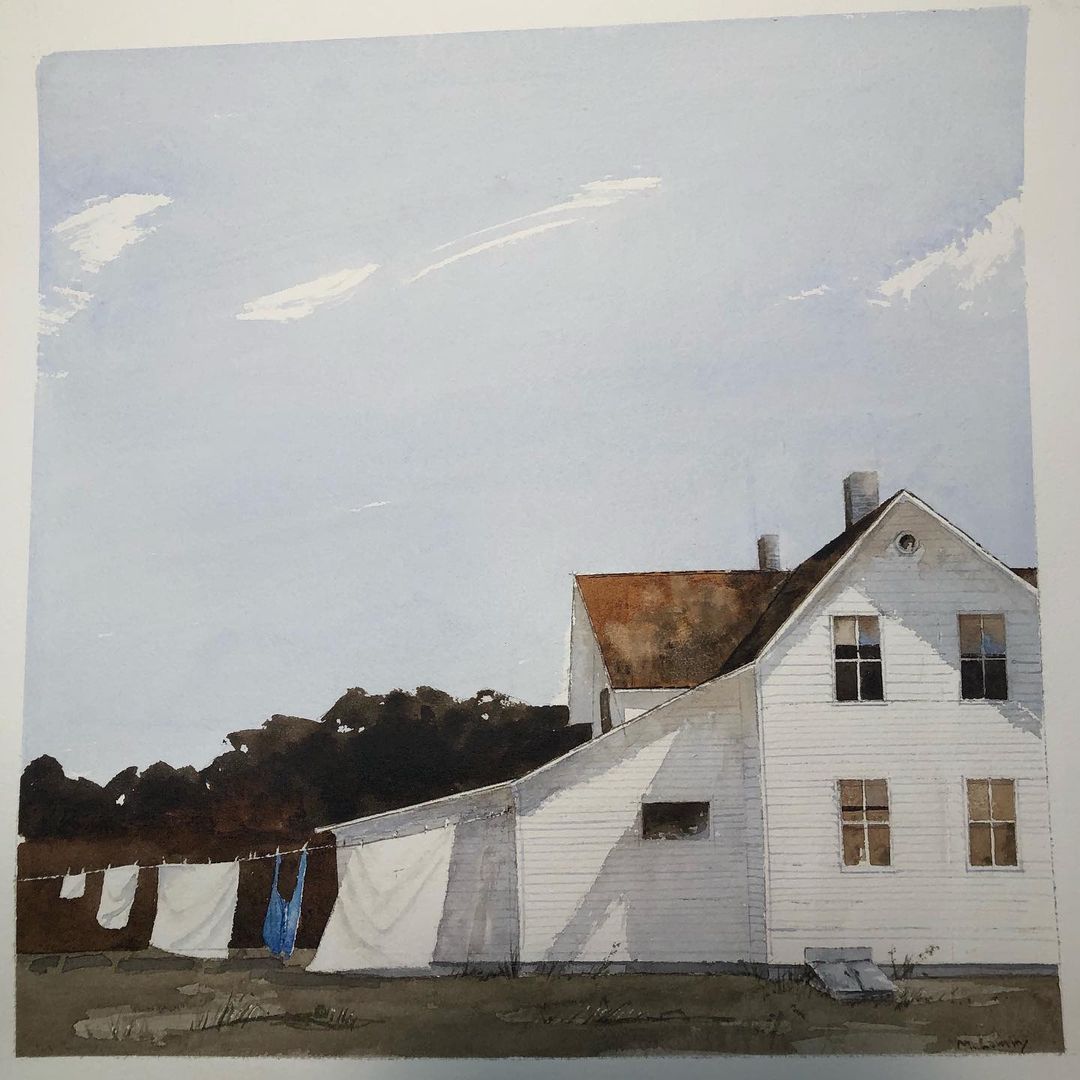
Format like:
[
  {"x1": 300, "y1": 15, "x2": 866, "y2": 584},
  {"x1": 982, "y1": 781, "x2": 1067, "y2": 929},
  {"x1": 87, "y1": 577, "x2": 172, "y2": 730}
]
[{"x1": 15, "y1": 952, "x2": 1065, "y2": 1057}]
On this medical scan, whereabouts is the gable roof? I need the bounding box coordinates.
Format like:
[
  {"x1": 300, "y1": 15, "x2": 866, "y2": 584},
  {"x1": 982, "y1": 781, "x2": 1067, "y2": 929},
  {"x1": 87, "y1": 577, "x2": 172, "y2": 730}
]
[
  {"x1": 576, "y1": 569, "x2": 788, "y2": 689},
  {"x1": 716, "y1": 491, "x2": 905, "y2": 675},
  {"x1": 578, "y1": 490, "x2": 1039, "y2": 690},
  {"x1": 719, "y1": 489, "x2": 1039, "y2": 676}
]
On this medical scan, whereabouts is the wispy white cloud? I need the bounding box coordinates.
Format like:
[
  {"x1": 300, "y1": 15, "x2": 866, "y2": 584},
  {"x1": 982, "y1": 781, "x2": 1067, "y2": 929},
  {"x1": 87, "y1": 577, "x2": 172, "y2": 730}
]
[
  {"x1": 38, "y1": 286, "x2": 93, "y2": 337},
  {"x1": 408, "y1": 219, "x2": 579, "y2": 284},
  {"x1": 233, "y1": 176, "x2": 659, "y2": 310},
  {"x1": 52, "y1": 194, "x2": 172, "y2": 273},
  {"x1": 786, "y1": 284, "x2": 830, "y2": 302},
  {"x1": 430, "y1": 176, "x2": 662, "y2": 253},
  {"x1": 237, "y1": 264, "x2": 380, "y2": 322},
  {"x1": 37, "y1": 369, "x2": 70, "y2": 380},
  {"x1": 871, "y1": 196, "x2": 1022, "y2": 306},
  {"x1": 346, "y1": 500, "x2": 391, "y2": 511}
]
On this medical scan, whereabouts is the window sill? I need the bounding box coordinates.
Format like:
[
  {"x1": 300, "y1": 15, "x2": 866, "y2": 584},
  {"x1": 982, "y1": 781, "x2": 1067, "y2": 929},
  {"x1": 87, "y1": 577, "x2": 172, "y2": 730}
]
[
  {"x1": 839, "y1": 865, "x2": 897, "y2": 873},
  {"x1": 965, "y1": 864, "x2": 1024, "y2": 873},
  {"x1": 832, "y1": 700, "x2": 890, "y2": 706}
]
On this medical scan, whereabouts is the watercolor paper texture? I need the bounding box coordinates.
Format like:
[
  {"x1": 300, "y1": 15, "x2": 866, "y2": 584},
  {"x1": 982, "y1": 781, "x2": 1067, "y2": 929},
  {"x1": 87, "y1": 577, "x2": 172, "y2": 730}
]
[{"x1": 12, "y1": 3, "x2": 1073, "y2": 1061}]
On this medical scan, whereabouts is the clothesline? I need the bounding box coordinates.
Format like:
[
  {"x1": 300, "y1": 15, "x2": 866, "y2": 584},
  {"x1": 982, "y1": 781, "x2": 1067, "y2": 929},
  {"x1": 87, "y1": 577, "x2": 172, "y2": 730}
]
[
  {"x1": 16, "y1": 804, "x2": 512, "y2": 883},
  {"x1": 15, "y1": 840, "x2": 334, "y2": 883}
]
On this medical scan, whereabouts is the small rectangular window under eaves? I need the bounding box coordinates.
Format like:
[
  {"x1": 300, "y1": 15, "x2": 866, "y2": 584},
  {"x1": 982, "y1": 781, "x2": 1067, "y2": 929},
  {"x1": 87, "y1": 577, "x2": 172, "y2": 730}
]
[{"x1": 642, "y1": 801, "x2": 710, "y2": 840}]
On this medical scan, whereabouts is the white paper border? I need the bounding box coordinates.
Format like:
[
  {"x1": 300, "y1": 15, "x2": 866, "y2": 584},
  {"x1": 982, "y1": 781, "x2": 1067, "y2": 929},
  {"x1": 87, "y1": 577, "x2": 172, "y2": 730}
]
[{"x1": 2, "y1": 2, "x2": 1077, "y2": 1076}]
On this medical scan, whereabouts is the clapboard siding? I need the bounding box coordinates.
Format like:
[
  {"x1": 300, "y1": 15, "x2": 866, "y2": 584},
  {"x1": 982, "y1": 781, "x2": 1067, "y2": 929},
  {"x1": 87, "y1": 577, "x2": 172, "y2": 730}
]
[
  {"x1": 757, "y1": 497, "x2": 1057, "y2": 965},
  {"x1": 515, "y1": 669, "x2": 764, "y2": 963},
  {"x1": 568, "y1": 583, "x2": 623, "y2": 737}
]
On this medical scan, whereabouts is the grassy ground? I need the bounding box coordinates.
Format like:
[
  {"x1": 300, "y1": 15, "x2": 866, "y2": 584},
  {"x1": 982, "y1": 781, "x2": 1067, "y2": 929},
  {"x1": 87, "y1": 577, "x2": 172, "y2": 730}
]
[{"x1": 16, "y1": 951, "x2": 1064, "y2": 1057}]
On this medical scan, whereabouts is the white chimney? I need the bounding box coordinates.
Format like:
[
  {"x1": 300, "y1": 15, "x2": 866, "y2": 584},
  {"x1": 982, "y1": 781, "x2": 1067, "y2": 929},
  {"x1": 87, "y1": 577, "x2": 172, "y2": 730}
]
[
  {"x1": 843, "y1": 471, "x2": 880, "y2": 528},
  {"x1": 757, "y1": 534, "x2": 781, "y2": 571}
]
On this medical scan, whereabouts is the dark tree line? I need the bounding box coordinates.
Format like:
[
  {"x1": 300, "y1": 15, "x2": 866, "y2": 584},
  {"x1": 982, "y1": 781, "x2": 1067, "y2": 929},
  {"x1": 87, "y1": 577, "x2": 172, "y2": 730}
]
[{"x1": 20, "y1": 686, "x2": 590, "y2": 842}]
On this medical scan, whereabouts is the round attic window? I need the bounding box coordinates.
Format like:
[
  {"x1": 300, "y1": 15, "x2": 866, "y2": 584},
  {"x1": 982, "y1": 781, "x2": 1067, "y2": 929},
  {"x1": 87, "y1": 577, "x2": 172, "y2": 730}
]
[{"x1": 895, "y1": 532, "x2": 920, "y2": 555}]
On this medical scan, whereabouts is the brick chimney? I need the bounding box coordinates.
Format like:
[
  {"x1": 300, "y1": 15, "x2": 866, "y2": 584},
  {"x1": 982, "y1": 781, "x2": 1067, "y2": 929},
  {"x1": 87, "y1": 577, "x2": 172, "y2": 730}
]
[
  {"x1": 757, "y1": 534, "x2": 782, "y2": 571},
  {"x1": 843, "y1": 471, "x2": 880, "y2": 528}
]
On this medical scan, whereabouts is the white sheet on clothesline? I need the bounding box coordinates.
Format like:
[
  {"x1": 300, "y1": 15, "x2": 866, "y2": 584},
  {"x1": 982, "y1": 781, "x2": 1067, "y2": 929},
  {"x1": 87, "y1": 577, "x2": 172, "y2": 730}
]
[
  {"x1": 96, "y1": 864, "x2": 140, "y2": 929},
  {"x1": 309, "y1": 825, "x2": 456, "y2": 972},
  {"x1": 150, "y1": 862, "x2": 240, "y2": 959}
]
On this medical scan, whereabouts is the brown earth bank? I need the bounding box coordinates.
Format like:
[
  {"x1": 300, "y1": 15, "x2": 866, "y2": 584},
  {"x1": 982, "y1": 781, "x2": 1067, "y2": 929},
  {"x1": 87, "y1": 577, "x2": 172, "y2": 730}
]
[
  {"x1": 15, "y1": 956, "x2": 1065, "y2": 1057},
  {"x1": 17, "y1": 837, "x2": 336, "y2": 952}
]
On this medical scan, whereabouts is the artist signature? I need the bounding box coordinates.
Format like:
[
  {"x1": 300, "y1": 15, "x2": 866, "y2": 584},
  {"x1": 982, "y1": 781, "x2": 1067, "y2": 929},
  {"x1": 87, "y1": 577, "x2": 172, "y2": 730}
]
[{"x1": 956, "y1": 1035, "x2": 1029, "y2": 1053}]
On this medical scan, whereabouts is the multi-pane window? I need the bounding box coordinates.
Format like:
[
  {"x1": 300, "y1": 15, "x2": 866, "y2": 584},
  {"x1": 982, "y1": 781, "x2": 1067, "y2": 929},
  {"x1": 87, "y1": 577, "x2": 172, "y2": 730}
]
[
  {"x1": 833, "y1": 616, "x2": 884, "y2": 701},
  {"x1": 838, "y1": 779, "x2": 891, "y2": 866},
  {"x1": 967, "y1": 778, "x2": 1018, "y2": 867},
  {"x1": 642, "y1": 801, "x2": 710, "y2": 840},
  {"x1": 959, "y1": 614, "x2": 1008, "y2": 700}
]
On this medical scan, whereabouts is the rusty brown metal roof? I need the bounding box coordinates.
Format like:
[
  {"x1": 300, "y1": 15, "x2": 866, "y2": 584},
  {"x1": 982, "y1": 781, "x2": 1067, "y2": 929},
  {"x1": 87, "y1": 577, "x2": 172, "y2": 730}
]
[{"x1": 575, "y1": 569, "x2": 789, "y2": 689}]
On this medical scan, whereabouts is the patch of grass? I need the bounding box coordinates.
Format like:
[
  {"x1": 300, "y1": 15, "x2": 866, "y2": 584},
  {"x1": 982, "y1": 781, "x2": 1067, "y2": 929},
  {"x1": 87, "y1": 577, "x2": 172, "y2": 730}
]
[
  {"x1": 280, "y1": 1003, "x2": 373, "y2": 1030},
  {"x1": 887, "y1": 944, "x2": 939, "y2": 980},
  {"x1": 190, "y1": 993, "x2": 273, "y2": 1033}
]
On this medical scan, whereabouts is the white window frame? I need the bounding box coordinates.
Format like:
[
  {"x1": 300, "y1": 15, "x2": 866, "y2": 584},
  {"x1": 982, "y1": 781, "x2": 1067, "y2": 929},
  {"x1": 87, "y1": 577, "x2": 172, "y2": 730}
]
[
  {"x1": 835, "y1": 777, "x2": 894, "y2": 872},
  {"x1": 831, "y1": 613, "x2": 887, "y2": 704},
  {"x1": 957, "y1": 613, "x2": 1009, "y2": 703},
  {"x1": 963, "y1": 776, "x2": 1022, "y2": 872}
]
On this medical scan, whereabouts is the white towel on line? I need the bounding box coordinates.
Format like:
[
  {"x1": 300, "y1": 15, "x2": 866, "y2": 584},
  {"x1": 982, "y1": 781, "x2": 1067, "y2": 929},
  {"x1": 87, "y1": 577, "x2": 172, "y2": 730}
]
[
  {"x1": 150, "y1": 862, "x2": 239, "y2": 959},
  {"x1": 96, "y1": 864, "x2": 140, "y2": 929},
  {"x1": 59, "y1": 871, "x2": 87, "y2": 900}
]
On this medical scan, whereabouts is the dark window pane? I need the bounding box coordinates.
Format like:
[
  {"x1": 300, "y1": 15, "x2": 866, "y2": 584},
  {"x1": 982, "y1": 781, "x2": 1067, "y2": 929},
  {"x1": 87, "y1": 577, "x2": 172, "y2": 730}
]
[
  {"x1": 961, "y1": 659, "x2": 984, "y2": 699},
  {"x1": 835, "y1": 644, "x2": 858, "y2": 660},
  {"x1": 642, "y1": 801, "x2": 709, "y2": 840},
  {"x1": 857, "y1": 616, "x2": 881, "y2": 647},
  {"x1": 842, "y1": 824, "x2": 865, "y2": 866},
  {"x1": 982, "y1": 615, "x2": 1007, "y2": 658},
  {"x1": 857, "y1": 642, "x2": 882, "y2": 660},
  {"x1": 967, "y1": 779, "x2": 990, "y2": 821},
  {"x1": 835, "y1": 661, "x2": 859, "y2": 701},
  {"x1": 599, "y1": 688, "x2": 612, "y2": 734},
  {"x1": 839, "y1": 779, "x2": 863, "y2": 808},
  {"x1": 859, "y1": 661, "x2": 884, "y2": 700},
  {"x1": 969, "y1": 823, "x2": 993, "y2": 866},
  {"x1": 984, "y1": 659, "x2": 1008, "y2": 700},
  {"x1": 990, "y1": 779, "x2": 1016, "y2": 821},
  {"x1": 865, "y1": 778, "x2": 888, "y2": 823},
  {"x1": 959, "y1": 614, "x2": 983, "y2": 657},
  {"x1": 867, "y1": 825, "x2": 891, "y2": 866},
  {"x1": 864, "y1": 779, "x2": 888, "y2": 810},
  {"x1": 993, "y1": 823, "x2": 1017, "y2": 866}
]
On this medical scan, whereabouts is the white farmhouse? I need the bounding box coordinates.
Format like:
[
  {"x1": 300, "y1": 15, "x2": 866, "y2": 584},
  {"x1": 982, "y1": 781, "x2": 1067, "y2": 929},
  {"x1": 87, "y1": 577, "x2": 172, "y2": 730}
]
[{"x1": 311, "y1": 472, "x2": 1058, "y2": 977}]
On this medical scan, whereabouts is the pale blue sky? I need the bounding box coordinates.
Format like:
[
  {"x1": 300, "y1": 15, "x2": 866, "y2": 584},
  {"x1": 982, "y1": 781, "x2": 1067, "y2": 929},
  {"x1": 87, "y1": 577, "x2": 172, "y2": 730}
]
[{"x1": 27, "y1": 9, "x2": 1033, "y2": 781}]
